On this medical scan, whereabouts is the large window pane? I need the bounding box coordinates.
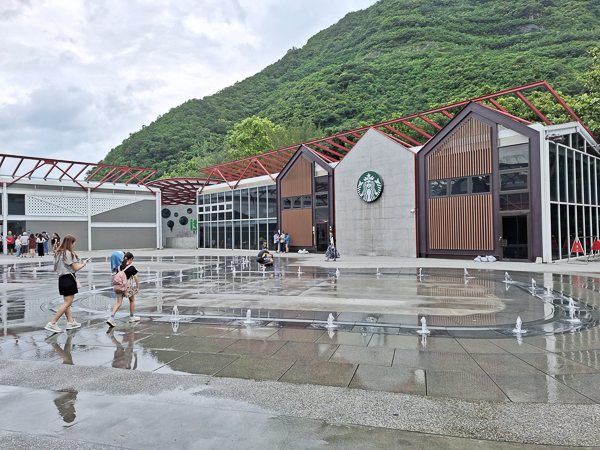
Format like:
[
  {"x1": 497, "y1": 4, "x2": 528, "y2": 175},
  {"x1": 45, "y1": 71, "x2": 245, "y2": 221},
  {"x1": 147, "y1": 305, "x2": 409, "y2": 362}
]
[
  {"x1": 259, "y1": 219, "x2": 267, "y2": 249},
  {"x1": 584, "y1": 155, "x2": 590, "y2": 204},
  {"x1": 225, "y1": 222, "x2": 232, "y2": 249},
  {"x1": 283, "y1": 198, "x2": 292, "y2": 210},
  {"x1": 450, "y1": 177, "x2": 468, "y2": 195},
  {"x1": 315, "y1": 176, "x2": 328, "y2": 193},
  {"x1": 559, "y1": 147, "x2": 567, "y2": 202},
  {"x1": 218, "y1": 192, "x2": 224, "y2": 203},
  {"x1": 302, "y1": 195, "x2": 312, "y2": 209},
  {"x1": 315, "y1": 208, "x2": 328, "y2": 219},
  {"x1": 592, "y1": 159, "x2": 597, "y2": 206},
  {"x1": 575, "y1": 152, "x2": 583, "y2": 204},
  {"x1": 233, "y1": 190, "x2": 241, "y2": 220},
  {"x1": 292, "y1": 196, "x2": 302, "y2": 209},
  {"x1": 198, "y1": 225, "x2": 204, "y2": 249},
  {"x1": 242, "y1": 220, "x2": 249, "y2": 250},
  {"x1": 267, "y1": 185, "x2": 277, "y2": 217},
  {"x1": 258, "y1": 186, "x2": 267, "y2": 218},
  {"x1": 211, "y1": 222, "x2": 218, "y2": 248},
  {"x1": 560, "y1": 204, "x2": 568, "y2": 258},
  {"x1": 249, "y1": 220, "x2": 258, "y2": 249},
  {"x1": 500, "y1": 193, "x2": 529, "y2": 211},
  {"x1": 567, "y1": 150, "x2": 575, "y2": 203},
  {"x1": 225, "y1": 190, "x2": 232, "y2": 202},
  {"x1": 210, "y1": 193, "x2": 217, "y2": 204},
  {"x1": 234, "y1": 222, "x2": 241, "y2": 249},
  {"x1": 500, "y1": 171, "x2": 528, "y2": 191},
  {"x1": 7, "y1": 194, "x2": 24, "y2": 215},
  {"x1": 241, "y1": 189, "x2": 249, "y2": 219},
  {"x1": 551, "y1": 204, "x2": 559, "y2": 260},
  {"x1": 268, "y1": 219, "x2": 277, "y2": 251},
  {"x1": 315, "y1": 194, "x2": 328, "y2": 207},
  {"x1": 218, "y1": 222, "x2": 225, "y2": 249},
  {"x1": 549, "y1": 143, "x2": 557, "y2": 202},
  {"x1": 198, "y1": 195, "x2": 203, "y2": 205},
  {"x1": 499, "y1": 143, "x2": 529, "y2": 170},
  {"x1": 249, "y1": 188, "x2": 257, "y2": 219},
  {"x1": 430, "y1": 180, "x2": 447, "y2": 197}
]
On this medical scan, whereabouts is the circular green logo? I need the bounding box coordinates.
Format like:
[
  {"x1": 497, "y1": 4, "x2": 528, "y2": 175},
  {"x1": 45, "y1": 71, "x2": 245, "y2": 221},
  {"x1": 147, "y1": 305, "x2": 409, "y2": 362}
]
[{"x1": 357, "y1": 171, "x2": 384, "y2": 202}]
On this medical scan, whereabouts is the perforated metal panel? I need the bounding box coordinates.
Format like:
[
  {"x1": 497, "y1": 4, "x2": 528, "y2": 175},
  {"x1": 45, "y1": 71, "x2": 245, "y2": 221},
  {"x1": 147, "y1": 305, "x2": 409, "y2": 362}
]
[{"x1": 25, "y1": 195, "x2": 143, "y2": 216}]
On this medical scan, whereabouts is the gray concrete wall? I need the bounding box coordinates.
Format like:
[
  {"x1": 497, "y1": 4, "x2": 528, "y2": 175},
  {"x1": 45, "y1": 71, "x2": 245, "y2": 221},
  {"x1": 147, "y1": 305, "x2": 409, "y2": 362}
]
[
  {"x1": 161, "y1": 205, "x2": 197, "y2": 248},
  {"x1": 91, "y1": 227, "x2": 156, "y2": 250},
  {"x1": 92, "y1": 199, "x2": 156, "y2": 223},
  {"x1": 334, "y1": 128, "x2": 417, "y2": 257},
  {"x1": 25, "y1": 221, "x2": 88, "y2": 247}
]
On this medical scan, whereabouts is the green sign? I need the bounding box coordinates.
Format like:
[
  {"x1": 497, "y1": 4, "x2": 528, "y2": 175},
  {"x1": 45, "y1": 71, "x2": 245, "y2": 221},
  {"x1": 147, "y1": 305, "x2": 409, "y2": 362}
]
[
  {"x1": 357, "y1": 171, "x2": 384, "y2": 202},
  {"x1": 190, "y1": 219, "x2": 197, "y2": 231}
]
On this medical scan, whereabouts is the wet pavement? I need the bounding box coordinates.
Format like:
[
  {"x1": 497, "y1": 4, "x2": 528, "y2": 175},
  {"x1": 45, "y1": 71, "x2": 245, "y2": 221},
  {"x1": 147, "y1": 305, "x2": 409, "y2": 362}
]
[{"x1": 2, "y1": 252, "x2": 600, "y2": 448}]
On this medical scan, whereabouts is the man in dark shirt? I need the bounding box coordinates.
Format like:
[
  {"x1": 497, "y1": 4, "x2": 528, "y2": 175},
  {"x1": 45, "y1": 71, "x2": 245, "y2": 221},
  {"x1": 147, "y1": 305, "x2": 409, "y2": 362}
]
[{"x1": 257, "y1": 249, "x2": 273, "y2": 266}]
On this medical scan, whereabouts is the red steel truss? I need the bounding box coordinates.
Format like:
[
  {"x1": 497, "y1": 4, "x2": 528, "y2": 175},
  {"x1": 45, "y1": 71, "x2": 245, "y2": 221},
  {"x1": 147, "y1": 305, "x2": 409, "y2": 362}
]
[
  {"x1": 0, "y1": 154, "x2": 157, "y2": 193},
  {"x1": 146, "y1": 178, "x2": 211, "y2": 205},
  {"x1": 155, "y1": 80, "x2": 598, "y2": 203}
]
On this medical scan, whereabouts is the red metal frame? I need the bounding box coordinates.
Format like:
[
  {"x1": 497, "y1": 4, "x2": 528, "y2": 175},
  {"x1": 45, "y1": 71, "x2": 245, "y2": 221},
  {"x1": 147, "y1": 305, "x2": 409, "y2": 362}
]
[
  {"x1": 153, "y1": 81, "x2": 597, "y2": 204},
  {"x1": 0, "y1": 154, "x2": 157, "y2": 194}
]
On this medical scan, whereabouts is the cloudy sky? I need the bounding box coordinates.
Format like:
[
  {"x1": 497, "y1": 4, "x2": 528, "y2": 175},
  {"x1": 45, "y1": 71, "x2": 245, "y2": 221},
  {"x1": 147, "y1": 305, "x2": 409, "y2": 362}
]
[{"x1": 0, "y1": 0, "x2": 376, "y2": 164}]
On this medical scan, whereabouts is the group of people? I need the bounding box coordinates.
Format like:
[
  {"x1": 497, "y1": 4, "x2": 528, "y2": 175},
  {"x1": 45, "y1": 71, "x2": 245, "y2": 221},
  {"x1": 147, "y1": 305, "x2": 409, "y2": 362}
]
[
  {"x1": 273, "y1": 230, "x2": 290, "y2": 253},
  {"x1": 5, "y1": 231, "x2": 60, "y2": 258},
  {"x1": 44, "y1": 236, "x2": 140, "y2": 334}
]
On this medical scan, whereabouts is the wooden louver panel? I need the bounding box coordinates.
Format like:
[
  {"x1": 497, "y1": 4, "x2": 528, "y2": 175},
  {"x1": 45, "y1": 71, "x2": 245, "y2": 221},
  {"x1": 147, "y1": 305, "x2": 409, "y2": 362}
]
[
  {"x1": 280, "y1": 156, "x2": 312, "y2": 198},
  {"x1": 429, "y1": 194, "x2": 493, "y2": 250},
  {"x1": 428, "y1": 117, "x2": 492, "y2": 180}
]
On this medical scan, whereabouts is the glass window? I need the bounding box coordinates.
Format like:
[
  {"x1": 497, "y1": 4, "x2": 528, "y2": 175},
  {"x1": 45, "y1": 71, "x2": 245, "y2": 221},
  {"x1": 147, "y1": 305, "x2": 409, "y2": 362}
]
[
  {"x1": 234, "y1": 222, "x2": 241, "y2": 249},
  {"x1": 219, "y1": 204, "x2": 224, "y2": 211},
  {"x1": 258, "y1": 186, "x2": 267, "y2": 218},
  {"x1": 211, "y1": 213, "x2": 217, "y2": 221},
  {"x1": 450, "y1": 177, "x2": 468, "y2": 195},
  {"x1": 551, "y1": 204, "x2": 559, "y2": 260},
  {"x1": 225, "y1": 191, "x2": 232, "y2": 202},
  {"x1": 233, "y1": 190, "x2": 241, "y2": 220},
  {"x1": 584, "y1": 155, "x2": 590, "y2": 204},
  {"x1": 316, "y1": 208, "x2": 328, "y2": 219},
  {"x1": 592, "y1": 159, "x2": 597, "y2": 206},
  {"x1": 259, "y1": 219, "x2": 268, "y2": 250},
  {"x1": 204, "y1": 195, "x2": 210, "y2": 205},
  {"x1": 302, "y1": 195, "x2": 312, "y2": 209},
  {"x1": 500, "y1": 171, "x2": 528, "y2": 191},
  {"x1": 315, "y1": 194, "x2": 328, "y2": 207},
  {"x1": 499, "y1": 143, "x2": 529, "y2": 170},
  {"x1": 560, "y1": 204, "x2": 568, "y2": 258},
  {"x1": 226, "y1": 203, "x2": 232, "y2": 210},
  {"x1": 249, "y1": 220, "x2": 258, "y2": 249},
  {"x1": 226, "y1": 212, "x2": 232, "y2": 220},
  {"x1": 559, "y1": 147, "x2": 567, "y2": 202},
  {"x1": 315, "y1": 176, "x2": 328, "y2": 193},
  {"x1": 225, "y1": 222, "x2": 233, "y2": 249},
  {"x1": 210, "y1": 193, "x2": 217, "y2": 204},
  {"x1": 242, "y1": 220, "x2": 249, "y2": 250},
  {"x1": 575, "y1": 152, "x2": 583, "y2": 204},
  {"x1": 472, "y1": 175, "x2": 490, "y2": 194},
  {"x1": 430, "y1": 180, "x2": 447, "y2": 197},
  {"x1": 249, "y1": 188, "x2": 257, "y2": 219},
  {"x1": 549, "y1": 143, "x2": 557, "y2": 202},
  {"x1": 268, "y1": 219, "x2": 277, "y2": 250},
  {"x1": 212, "y1": 205, "x2": 217, "y2": 211},
  {"x1": 218, "y1": 212, "x2": 225, "y2": 220},
  {"x1": 267, "y1": 185, "x2": 277, "y2": 217},
  {"x1": 218, "y1": 222, "x2": 225, "y2": 249},
  {"x1": 567, "y1": 150, "x2": 575, "y2": 203},
  {"x1": 292, "y1": 196, "x2": 302, "y2": 209},
  {"x1": 210, "y1": 222, "x2": 218, "y2": 248},
  {"x1": 283, "y1": 198, "x2": 292, "y2": 210},
  {"x1": 241, "y1": 189, "x2": 248, "y2": 219},
  {"x1": 218, "y1": 192, "x2": 224, "y2": 202},
  {"x1": 7, "y1": 194, "x2": 24, "y2": 215},
  {"x1": 500, "y1": 193, "x2": 530, "y2": 211},
  {"x1": 198, "y1": 214, "x2": 203, "y2": 223},
  {"x1": 198, "y1": 195, "x2": 203, "y2": 205}
]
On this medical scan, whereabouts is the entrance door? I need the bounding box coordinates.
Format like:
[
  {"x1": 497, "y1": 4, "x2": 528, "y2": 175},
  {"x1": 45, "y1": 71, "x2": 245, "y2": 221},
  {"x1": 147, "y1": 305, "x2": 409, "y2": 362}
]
[
  {"x1": 316, "y1": 223, "x2": 328, "y2": 252},
  {"x1": 501, "y1": 215, "x2": 529, "y2": 260}
]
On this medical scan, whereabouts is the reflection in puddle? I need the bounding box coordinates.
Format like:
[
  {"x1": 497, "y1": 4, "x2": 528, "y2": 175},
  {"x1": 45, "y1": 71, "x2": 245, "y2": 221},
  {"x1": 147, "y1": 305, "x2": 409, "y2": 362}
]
[{"x1": 54, "y1": 390, "x2": 77, "y2": 424}]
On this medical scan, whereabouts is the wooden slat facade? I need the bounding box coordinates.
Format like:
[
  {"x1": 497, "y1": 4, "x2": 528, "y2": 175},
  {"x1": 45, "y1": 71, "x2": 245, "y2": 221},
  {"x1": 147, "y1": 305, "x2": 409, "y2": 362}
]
[
  {"x1": 429, "y1": 194, "x2": 494, "y2": 250},
  {"x1": 281, "y1": 209, "x2": 313, "y2": 246},
  {"x1": 428, "y1": 117, "x2": 492, "y2": 180},
  {"x1": 280, "y1": 156, "x2": 312, "y2": 197}
]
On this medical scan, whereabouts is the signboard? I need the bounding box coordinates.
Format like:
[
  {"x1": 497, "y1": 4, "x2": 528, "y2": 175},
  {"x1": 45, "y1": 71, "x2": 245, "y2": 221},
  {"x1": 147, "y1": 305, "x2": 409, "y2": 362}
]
[
  {"x1": 357, "y1": 171, "x2": 384, "y2": 202},
  {"x1": 190, "y1": 219, "x2": 197, "y2": 231}
]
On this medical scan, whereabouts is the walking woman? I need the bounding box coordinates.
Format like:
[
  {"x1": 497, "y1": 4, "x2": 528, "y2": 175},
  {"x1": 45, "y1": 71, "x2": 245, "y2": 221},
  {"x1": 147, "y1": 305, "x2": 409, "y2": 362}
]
[
  {"x1": 28, "y1": 232, "x2": 36, "y2": 258},
  {"x1": 45, "y1": 234, "x2": 88, "y2": 333},
  {"x1": 51, "y1": 233, "x2": 60, "y2": 255},
  {"x1": 325, "y1": 230, "x2": 340, "y2": 262},
  {"x1": 106, "y1": 252, "x2": 140, "y2": 327}
]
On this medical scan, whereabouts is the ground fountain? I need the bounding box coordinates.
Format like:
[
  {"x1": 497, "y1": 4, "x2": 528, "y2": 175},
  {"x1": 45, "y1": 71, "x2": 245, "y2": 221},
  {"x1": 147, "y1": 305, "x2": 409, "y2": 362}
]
[
  {"x1": 335, "y1": 268, "x2": 340, "y2": 278},
  {"x1": 171, "y1": 305, "x2": 180, "y2": 322},
  {"x1": 376, "y1": 268, "x2": 382, "y2": 276},
  {"x1": 417, "y1": 317, "x2": 431, "y2": 334},
  {"x1": 325, "y1": 313, "x2": 337, "y2": 329},
  {"x1": 504, "y1": 272, "x2": 513, "y2": 283},
  {"x1": 243, "y1": 309, "x2": 254, "y2": 325},
  {"x1": 464, "y1": 268, "x2": 470, "y2": 278},
  {"x1": 297, "y1": 266, "x2": 303, "y2": 274},
  {"x1": 531, "y1": 279, "x2": 537, "y2": 290},
  {"x1": 513, "y1": 316, "x2": 527, "y2": 334}
]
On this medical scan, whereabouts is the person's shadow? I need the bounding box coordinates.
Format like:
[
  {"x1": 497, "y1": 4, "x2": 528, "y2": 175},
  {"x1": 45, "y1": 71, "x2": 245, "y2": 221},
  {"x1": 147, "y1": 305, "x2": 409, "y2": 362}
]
[{"x1": 54, "y1": 390, "x2": 78, "y2": 424}]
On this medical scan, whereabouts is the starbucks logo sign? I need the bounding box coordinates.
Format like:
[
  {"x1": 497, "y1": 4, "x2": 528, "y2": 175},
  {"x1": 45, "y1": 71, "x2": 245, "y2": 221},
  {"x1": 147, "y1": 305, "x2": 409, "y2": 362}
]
[{"x1": 357, "y1": 171, "x2": 384, "y2": 202}]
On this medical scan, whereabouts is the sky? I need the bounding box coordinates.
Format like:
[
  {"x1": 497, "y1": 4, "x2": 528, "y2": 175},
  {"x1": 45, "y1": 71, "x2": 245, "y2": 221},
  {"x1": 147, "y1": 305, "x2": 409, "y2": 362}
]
[{"x1": 0, "y1": 0, "x2": 377, "y2": 165}]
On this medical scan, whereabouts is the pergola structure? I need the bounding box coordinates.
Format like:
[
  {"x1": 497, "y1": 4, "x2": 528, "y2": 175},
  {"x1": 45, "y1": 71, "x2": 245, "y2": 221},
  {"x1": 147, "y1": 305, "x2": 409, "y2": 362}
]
[
  {"x1": 0, "y1": 154, "x2": 157, "y2": 192},
  {"x1": 154, "y1": 81, "x2": 597, "y2": 204}
]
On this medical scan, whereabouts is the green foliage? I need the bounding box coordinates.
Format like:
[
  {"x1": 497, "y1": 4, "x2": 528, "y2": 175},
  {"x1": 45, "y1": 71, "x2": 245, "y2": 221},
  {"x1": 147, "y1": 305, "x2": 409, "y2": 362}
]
[
  {"x1": 99, "y1": 0, "x2": 600, "y2": 179},
  {"x1": 226, "y1": 116, "x2": 282, "y2": 160}
]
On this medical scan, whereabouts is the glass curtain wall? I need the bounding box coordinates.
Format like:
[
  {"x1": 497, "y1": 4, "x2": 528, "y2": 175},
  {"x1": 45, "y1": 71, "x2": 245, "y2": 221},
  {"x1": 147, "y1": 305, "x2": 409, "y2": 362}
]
[
  {"x1": 198, "y1": 185, "x2": 277, "y2": 250},
  {"x1": 549, "y1": 133, "x2": 599, "y2": 260}
]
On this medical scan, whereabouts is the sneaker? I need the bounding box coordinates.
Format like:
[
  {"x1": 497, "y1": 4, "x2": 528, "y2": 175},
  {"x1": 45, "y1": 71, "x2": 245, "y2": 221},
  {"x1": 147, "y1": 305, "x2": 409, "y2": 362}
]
[
  {"x1": 44, "y1": 322, "x2": 61, "y2": 333},
  {"x1": 128, "y1": 316, "x2": 140, "y2": 323},
  {"x1": 106, "y1": 317, "x2": 116, "y2": 327},
  {"x1": 66, "y1": 320, "x2": 81, "y2": 330}
]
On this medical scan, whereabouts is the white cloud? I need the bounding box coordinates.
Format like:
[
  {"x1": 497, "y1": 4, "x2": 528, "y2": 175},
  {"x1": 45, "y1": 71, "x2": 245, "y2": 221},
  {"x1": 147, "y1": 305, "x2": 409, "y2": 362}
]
[{"x1": 0, "y1": 0, "x2": 376, "y2": 165}]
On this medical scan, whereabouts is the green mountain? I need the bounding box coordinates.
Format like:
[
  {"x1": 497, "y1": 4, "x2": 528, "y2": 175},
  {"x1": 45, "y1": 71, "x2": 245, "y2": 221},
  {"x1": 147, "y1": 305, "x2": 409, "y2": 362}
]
[{"x1": 100, "y1": 0, "x2": 600, "y2": 178}]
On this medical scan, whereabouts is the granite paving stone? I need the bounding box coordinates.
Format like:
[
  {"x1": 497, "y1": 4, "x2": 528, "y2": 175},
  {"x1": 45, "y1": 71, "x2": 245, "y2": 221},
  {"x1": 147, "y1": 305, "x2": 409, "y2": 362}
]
[
  {"x1": 486, "y1": 338, "x2": 550, "y2": 354},
  {"x1": 180, "y1": 325, "x2": 236, "y2": 337},
  {"x1": 556, "y1": 349, "x2": 600, "y2": 370},
  {"x1": 316, "y1": 331, "x2": 372, "y2": 346},
  {"x1": 134, "y1": 334, "x2": 193, "y2": 350},
  {"x1": 368, "y1": 334, "x2": 466, "y2": 352},
  {"x1": 393, "y1": 349, "x2": 485, "y2": 373},
  {"x1": 220, "y1": 327, "x2": 279, "y2": 340},
  {"x1": 330, "y1": 345, "x2": 394, "y2": 366},
  {"x1": 279, "y1": 360, "x2": 357, "y2": 387},
  {"x1": 221, "y1": 339, "x2": 286, "y2": 357},
  {"x1": 102, "y1": 349, "x2": 187, "y2": 372},
  {"x1": 349, "y1": 364, "x2": 426, "y2": 395},
  {"x1": 172, "y1": 337, "x2": 238, "y2": 353},
  {"x1": 426, "y1": 369, "x2": 510, "y2": 402},
  {"x1": 455, "y1": 338, "x2": 511, "y2": 354},
  {"x1": 215, "y1": 355, "x2": 295, "y2": 381},
  {"x1": 515, "y1": 352, "x2": 599, "y2": 375},
  {"x1": 154, "y1": 352, "x2": 239, "y2": 375},
  {"x1": 266, "y1": 328, "x2": 325, "y2": 343},
  {"x1": 271, "y1": 342, "x2": 339, "y2": 361}
]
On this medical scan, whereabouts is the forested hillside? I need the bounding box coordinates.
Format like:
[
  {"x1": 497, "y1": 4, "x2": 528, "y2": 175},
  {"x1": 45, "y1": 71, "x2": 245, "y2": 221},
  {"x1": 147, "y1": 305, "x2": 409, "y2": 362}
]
[{"x1": 100, "y1": 0, "x2": 600, "y2": 178}]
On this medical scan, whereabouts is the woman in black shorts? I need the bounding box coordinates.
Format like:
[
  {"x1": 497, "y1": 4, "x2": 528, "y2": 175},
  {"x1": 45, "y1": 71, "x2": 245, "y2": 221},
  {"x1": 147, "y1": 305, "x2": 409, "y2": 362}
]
[{"x1": 45, "y1": 234, "x2": 88, "y2": 333}]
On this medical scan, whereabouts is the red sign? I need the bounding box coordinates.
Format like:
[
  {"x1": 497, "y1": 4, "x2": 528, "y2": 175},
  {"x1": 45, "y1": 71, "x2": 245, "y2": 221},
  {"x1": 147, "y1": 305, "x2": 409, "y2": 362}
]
[
  {"x1": 571, "y1": 241, "x2": 584, "y2": 253},
  {"x1": 592, "y1": 241, "x2": 600, "y2": 251}
]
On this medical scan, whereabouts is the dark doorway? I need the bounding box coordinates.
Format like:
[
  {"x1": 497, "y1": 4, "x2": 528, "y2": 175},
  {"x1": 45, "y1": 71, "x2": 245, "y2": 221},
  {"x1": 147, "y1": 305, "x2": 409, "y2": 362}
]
[
  {"x1": 316, "y1": 223, "x2": 328, "y2": 252},
  {"x1": 501, "y1": 215, "x2": 529, "y2": 260}
]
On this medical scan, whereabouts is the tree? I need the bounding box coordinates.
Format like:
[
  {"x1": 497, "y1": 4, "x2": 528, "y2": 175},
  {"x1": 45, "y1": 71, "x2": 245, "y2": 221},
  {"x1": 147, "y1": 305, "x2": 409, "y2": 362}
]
[{"x1": 226, "y1": 116, "x2": 283, "y2": 160}]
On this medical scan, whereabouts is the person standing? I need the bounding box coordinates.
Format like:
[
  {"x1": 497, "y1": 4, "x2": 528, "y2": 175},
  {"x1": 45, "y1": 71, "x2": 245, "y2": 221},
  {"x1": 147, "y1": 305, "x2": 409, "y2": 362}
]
[
  {"x1": 42, "y1": 231, "x2": 49, "y2": 255},
  {"x1": 28, "y1": 233, "x2": 37, "y2": 258},
  {"x1": 45, "y1": 234, "x2": 88, "y2": 333},
  {"x1": 51, "y1": 233, "x2": 60, "y2": 255},
  {"x1": 37, "y1": 233, "x2": 45, "y2": 257},
  {"x1": 107, "y1": 252, "x2": 140, "y2": 327},
  {"x1": 6, "y1": 232, "x2": 14, "y2": 255},
  {"x1": 273, "y1": 231, "x2": 279, "y2": 253},
  {"x1": 110, "y1": 250, "x2": 125, "y2": 274},
  {"x1": 20, "y1": 233, "x2": 28, "y2": 257},
  {"x1": 285, "y1": 232, "x2": 290, "y2": 253},
  {"x1": 15, "y1": 234, "x2": 21, "y2": 257}
]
